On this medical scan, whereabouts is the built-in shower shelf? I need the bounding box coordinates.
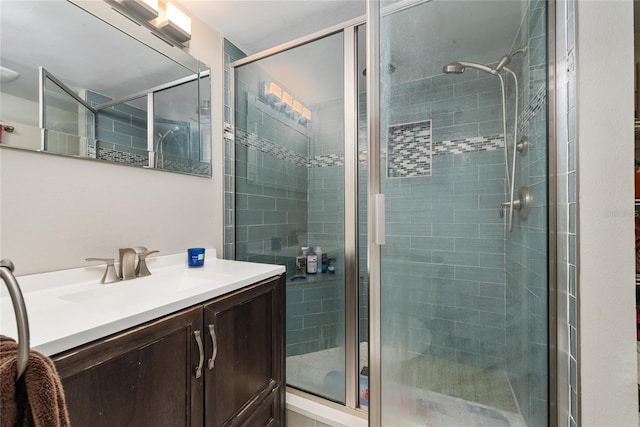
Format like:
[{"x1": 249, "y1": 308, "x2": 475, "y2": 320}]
[{"x1": 287, "y1": 273, "x2": 339, "y2": 286}]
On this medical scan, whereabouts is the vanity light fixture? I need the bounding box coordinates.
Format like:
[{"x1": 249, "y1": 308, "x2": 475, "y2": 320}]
[
  {"x1": 115, "y1": 0, "x2": 159, "y2": 21},
  {"x1": 156, "y1": 2, "x2": 191, "y2": 43},
  {"x1": 262, "y1": 81, "x2": 311, "y2": 125}
]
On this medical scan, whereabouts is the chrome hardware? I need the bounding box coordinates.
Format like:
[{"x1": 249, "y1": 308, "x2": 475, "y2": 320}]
[
  {"x1": 0, "y1": 259, "x2": 30, "y2": 380},
  {"x1": 85, "y1": 258, "x2": 119, "y2": 284},
  {"x1": 133, "y1": 247, "x2": 159, "y2": 277},
  {"x1": 516, "y1": 136, "x2": 529, "y2": 153},
  {"x1": 194, "y1": 330, "x2": 204, "y2": 379},
  {"x1": 499, "y1": 186, "x2": 532, "y2": 228},
  {"x1": 118, "y1": 248, "x2": 137, "y2": 280},
  {"x1": 2, "y1": 125, "x2": 15, "y2": 133},
  {"x1": 208, "y1": 324, "x2": 217, "y2": 370}
]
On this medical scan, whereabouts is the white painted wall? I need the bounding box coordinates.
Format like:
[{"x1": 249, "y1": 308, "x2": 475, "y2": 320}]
[
  {"x1": 576, "y1": 1, "x2": 638, "y2": 425},
  {"x1": 0, "y1": 3, "x2": 225, "y2": 276}
]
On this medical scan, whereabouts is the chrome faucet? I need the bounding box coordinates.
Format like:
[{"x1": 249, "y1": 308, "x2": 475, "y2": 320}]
[
  {"x1": 87, "y1": 247, "x2": 160, "y2": 284},
  {"x1": 119, "y1": 248, "x2": 138, "y2": 280}
]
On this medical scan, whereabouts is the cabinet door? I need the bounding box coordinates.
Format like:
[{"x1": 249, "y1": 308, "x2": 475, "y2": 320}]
[
  {"x1": 53, "y1": 307, "x2": 204, "y2": 427},
  {"x1": 203, "y1": 275, "x2": 285, "y2": 427}
]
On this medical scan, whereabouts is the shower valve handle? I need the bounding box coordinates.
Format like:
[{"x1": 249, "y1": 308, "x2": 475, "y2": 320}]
[
  {"x1": 498, "y1": 187, "x2": 532, "y2": 222},
  {"x1": 499, "y1": 202, "x2": 510, "y2": 218}
]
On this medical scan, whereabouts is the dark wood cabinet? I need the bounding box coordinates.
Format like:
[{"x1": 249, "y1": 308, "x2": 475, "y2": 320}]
[
  {"x1": 53, "y1": 274, "x2": 285, "y2": 427},
  {"x1": 54, "y1": 306, "x2": 204, "y2": 427},
  {"x1": 204, "y1": 276, "x2": 284, "y2": 426}
]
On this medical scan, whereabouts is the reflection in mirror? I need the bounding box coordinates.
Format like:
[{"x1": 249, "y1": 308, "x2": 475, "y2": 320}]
[
  {"x1": 153, "y1": 74, "x2": 212, "y2": 175},
  {"x1": 0, "y1": 0, "x2": 211, "y2": 176}
]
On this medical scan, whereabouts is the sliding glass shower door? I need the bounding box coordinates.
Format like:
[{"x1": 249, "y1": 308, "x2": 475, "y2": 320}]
[
  {"x1": 233, "y1": 32, "x2": 350, "y2": 404},
  {"x1": 374, "y1": 1, "x2": 549, "y2": 426}
]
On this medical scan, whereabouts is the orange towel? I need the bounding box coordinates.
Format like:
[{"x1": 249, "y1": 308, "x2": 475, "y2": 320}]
[{"x1": 0, "y1": 335, "x2": 70, "y2": 427}]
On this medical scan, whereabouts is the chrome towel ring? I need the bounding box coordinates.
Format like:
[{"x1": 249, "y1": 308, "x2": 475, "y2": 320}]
[{"x1": 0, "y1": 259, "x2": 30, "y2": 380}]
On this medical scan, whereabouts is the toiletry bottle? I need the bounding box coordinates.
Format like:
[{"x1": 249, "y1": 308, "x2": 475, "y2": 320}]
[
  {"x1": 315, "y1": 246, "x2": 323, "y2": 271},
  {"x1": 296, "y1": 248, "x2": 305, "y2": 275},
  {"x1": 306, "y1": 247, "x2": 318, "y2": 274},
  {"x1": 321, "y1": 253, "x2": 328, "y2": 273},
  {"x1": 328, "y1": 258, "x2": 335, "y2": 274}
]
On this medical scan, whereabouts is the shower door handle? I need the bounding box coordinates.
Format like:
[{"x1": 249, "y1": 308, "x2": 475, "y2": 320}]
[{"x1": 373, "y1": 194, "x2": 386, "y2": 245}]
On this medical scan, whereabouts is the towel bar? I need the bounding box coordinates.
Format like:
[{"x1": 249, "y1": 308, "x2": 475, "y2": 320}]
[{"x1": 0, "y1": 259, "x2": 30, "y2": 380}]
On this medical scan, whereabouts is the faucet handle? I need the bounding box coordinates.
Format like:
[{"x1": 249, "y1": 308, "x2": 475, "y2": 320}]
[
  {"x1": 135, "y1": 249, "x2": 159, "y2": 277},
  {"x1": 86, "y1": 258, "x2": 120, "y2": 284}
]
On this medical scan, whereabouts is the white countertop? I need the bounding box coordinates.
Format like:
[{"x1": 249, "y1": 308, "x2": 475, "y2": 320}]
[{"x1": 0, "y1": 250, "x2": 285, "y2": 356}]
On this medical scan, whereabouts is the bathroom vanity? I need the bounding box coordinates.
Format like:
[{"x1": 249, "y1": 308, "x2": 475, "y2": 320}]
[
  {"x1": 0, "y1": 253, "x2": 285, "y2": 427},
  {"x1": 54, "y1": 275, "x2": 284, "y2": 426}
]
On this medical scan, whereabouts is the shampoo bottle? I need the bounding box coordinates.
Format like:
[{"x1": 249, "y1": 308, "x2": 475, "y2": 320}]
[{"x1": 306, "y1": 248, "x2": 318, "y2": 274}]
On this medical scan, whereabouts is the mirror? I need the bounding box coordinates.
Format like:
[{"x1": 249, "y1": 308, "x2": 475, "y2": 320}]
[{"x1": 0, "y1": 0, "x2": 211, "y2": 176}]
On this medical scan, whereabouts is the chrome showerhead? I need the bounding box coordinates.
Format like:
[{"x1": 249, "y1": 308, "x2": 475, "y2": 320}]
[
  {"x1": 442, "y1": 62, "x2": 466, "y2": 74},
  {"x1": 155, "y1": 126, "x2": 181, "y2": 150},
  {"x1": 443, "y1": 61, "x2": 497, "y2": 76}
]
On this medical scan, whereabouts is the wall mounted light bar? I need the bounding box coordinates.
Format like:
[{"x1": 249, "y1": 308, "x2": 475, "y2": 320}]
[
  {"x1": 156, "y1": 2, "x2": 191, "y2": 43},
  {"x1": 262, "y1": 81, "x2": 312, "y2": 125},
  {"x1": 110, "y1": 0, "x2": 191, "y2": 45}
]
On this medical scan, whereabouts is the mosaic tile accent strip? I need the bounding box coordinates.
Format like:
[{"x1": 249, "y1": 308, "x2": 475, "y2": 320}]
[
  {"x1": 235, "y1": 129, "x2": 511, "y2": 171},
  {"x1": 96, "y1": 146, "x2": 148, "y2": 167},
  {"x1": 308, "y1": 153, "x2": 344, "y2": 168},
  {"x1": 387, "y1": 120, "x2": 432, "y2": 178},
  {"x1": 433, "y1": 135, "x2": 504, "y2": 156},
  {"x1": 235, "y1": 128, "x2": 307, "y2": 167}
]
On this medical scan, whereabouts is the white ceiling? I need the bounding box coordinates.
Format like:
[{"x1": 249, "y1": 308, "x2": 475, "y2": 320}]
[
  {"x1": 180, "y1": 0, "x2": 367, "y2": 56},
  {"x1": 1, "y1": 0, "x2": 526, "y2": 116},
  {"x1": 181, "y1": 0, "x2": 525, "y2": 105}
]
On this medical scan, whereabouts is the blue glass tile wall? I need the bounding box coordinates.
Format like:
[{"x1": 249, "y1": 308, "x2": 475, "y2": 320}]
[
  {"x1": 87, "y1": 91, "x2": 148, "y2": 166},
  {"x1": 502, "y1": 1, "x2": 549, "y2": 426}
]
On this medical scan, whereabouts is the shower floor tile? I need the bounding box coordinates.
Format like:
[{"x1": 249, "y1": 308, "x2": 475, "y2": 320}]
[{"x1": 399, "y1": 354, "x2": 519, "y2": 414}]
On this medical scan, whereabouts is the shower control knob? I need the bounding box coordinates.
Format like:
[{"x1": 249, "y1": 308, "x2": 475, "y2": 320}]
[
  {"x1": 516, "y1": 136, "x2": 529, "y2": 153},
  {"x1": 498, "y1": 187, "x2": 532, "y2": 222}
]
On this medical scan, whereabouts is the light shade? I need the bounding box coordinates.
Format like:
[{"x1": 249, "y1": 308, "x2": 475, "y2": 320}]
[
  {"x1": 281, "y1": 92, "x2": 293, "y2": 109},
  {"x1": 293, "y1": 100, "x2": 303, "y2": 115},
  {"x1": 117, "y1": 0, "x2": 159, "y2": 21},
  {"x1": 264, "y1": 82, "x2": 282, "y2": 101},
  {"x1": 157, "y1": 2, "x2": 191, "y2": 43},
  {"x1": 302, "y1": 108, "x2": 311, "y2": 121}
]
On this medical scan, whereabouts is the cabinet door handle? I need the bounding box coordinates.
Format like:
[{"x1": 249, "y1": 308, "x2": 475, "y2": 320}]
[
  {"x1": 194, "y1": 330, "x2": 204, "y2": 379},
  {"x1": 208, "y1": 324, "x2": 217, "y2": 370}
]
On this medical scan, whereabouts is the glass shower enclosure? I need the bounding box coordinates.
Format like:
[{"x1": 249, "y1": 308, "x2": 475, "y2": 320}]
[
  {"x1": 231, "y1": 0, "x2": 550, "y2": 425},
  {"x1": 373, "y1": 1, "x2": 549, "y2": 426}
]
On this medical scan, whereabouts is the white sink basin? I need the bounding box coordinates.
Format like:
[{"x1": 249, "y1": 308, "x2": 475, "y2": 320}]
[{"x1": 58, "y1": 269, "x2": 233, "y2": 305}]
